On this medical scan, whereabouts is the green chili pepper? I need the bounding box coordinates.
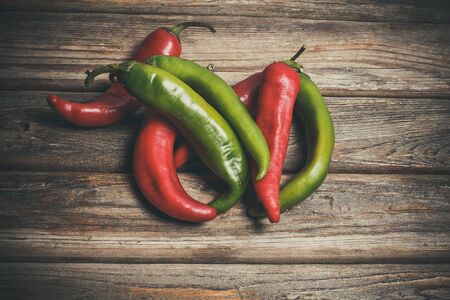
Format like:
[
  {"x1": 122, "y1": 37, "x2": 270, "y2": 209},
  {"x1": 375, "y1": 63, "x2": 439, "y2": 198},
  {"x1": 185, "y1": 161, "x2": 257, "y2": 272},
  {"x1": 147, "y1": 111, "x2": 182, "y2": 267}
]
[
  {"x1": 85, "y1": 61, "x2": 248, "y2": 214},
  {"x1": 248, "y1": 72, "x2": 334, "y2": 216},
  {"x1": 145, "y1": 55, "x2": 270, "y2": 180}
]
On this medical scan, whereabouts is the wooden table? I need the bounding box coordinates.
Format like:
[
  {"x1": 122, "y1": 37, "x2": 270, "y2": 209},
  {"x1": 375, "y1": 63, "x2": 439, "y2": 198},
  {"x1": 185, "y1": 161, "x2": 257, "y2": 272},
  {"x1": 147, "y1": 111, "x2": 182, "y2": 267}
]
[{"x1": 1, "y1": 1, "x2": 449, "y2": 299}]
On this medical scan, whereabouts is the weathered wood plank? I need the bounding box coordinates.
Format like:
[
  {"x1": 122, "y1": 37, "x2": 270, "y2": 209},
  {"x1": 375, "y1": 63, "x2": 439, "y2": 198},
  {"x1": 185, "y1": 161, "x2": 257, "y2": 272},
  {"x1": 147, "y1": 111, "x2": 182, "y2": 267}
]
[
  {"x1": 1, "y1": 91, "x2": 448, "y2": 173},
  {"x1": 0, "y1": 13, "x2": 449, "y2": 97},
  {"x1": 0, "y1": 172, "x2": 448, "y2": 263},
  {"x1": 1, "y1": 0, "x2": 450, "y2": 23},
  {"x1": 0, "y1": 263, "x2": 449, "y2": 300}
]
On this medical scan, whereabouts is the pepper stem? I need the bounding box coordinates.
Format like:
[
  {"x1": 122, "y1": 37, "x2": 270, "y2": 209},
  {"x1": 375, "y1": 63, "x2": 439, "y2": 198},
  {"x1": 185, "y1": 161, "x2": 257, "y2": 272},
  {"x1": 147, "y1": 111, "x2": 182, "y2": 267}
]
[
  {"x1": 166, "y1": 21, "x2": 216, "y2": 38},
  {"x1": 85, "y1": 62, "x2": 134, "y2": 87},
  {"x1": 283, "y1": 59, "x2": 303, "y2": 73},
  {"x1": 281, "y1": 45, "x2": 306, "y2": 73},
  {"x1": 290, "y1": 45, "x2": 306, "y2": 61}
]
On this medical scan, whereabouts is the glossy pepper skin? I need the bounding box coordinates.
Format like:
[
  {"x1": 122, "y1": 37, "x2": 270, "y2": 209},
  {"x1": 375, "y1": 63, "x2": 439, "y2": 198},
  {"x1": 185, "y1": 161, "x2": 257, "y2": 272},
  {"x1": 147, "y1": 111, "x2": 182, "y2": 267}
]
[
  {"x1": 248, "y1": 72, "x2": 334, "y2": 217},
  {"x1": 136, "y1": 75, "x2": 261, "y2": 222},
  {"x1": 47, "y1": 84, "x2": 141, "y2": 127},
  {"x1": 86, "y1": 62, "x2": 248, "y2": 214},
  {"x1": 231, "y1": 72, "x2": 262, "y2": 116},
  {"x1": 134, "y1": 111, "x2": 217, "y2": 222},
  {"x1": 47, "y1": 22, "x2": 215, "y2": 127},
  {"x1": 173, "y1": 72, "x2": 263, "y2": 168},
  {"x1": 145, "y1": 56, "x2": 270, "y2": 180},
  {"x1": 251, "y1": 62, "x2": 301, "y2": 223}
]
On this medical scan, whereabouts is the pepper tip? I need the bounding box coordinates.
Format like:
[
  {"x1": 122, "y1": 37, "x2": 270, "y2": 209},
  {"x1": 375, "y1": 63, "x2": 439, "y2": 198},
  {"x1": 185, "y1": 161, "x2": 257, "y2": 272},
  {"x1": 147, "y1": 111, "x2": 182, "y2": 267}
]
[
  {"x1": 255, "y1": 168, "x2": 267, "y2": 181},
  {"x1": 47, "y1": 94, "x2": 58, "y2": 106},
  {"x1": 268, "y1": 212, "x2": 280, "y2": 223}
]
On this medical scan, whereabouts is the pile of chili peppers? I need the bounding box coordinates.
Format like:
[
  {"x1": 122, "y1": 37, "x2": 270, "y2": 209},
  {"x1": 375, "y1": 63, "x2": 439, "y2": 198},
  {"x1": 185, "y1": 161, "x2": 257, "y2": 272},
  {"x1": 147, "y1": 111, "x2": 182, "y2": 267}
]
[{"x1": 48, "y1": 22, "x2": 334, "y2": 223}]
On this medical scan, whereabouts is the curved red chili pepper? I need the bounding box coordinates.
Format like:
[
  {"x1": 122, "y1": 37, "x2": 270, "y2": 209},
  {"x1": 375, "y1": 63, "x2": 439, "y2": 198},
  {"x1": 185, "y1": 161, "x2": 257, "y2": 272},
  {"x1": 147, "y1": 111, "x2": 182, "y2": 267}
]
[
  {"x1": 47, "y1": 84, "x2": 141, "y2": 127},
  {"x1": 136, "y1": 74, "x2": 262, "y2": 222},
  {"x1": 173, "y1": 72, "x2": 263, "y2": 168},
  {"x1": 251, "y1": 62, "x2": 301, "y2": 223},
  {"x1": 48, "y1": 22, "x2": 215, "y2": 127},
  {"x1": 134, "y1": 111, "x2": 217, "y2": 222}
]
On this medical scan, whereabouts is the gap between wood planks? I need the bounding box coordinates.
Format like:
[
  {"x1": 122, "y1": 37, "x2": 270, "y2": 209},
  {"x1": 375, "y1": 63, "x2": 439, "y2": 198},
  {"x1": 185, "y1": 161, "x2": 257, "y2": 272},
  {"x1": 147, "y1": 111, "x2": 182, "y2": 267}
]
[
  {"x1": 2, "y1": 87, "x2": 450, "y2": 100},
  {"x1": 8, "y1": 89, "x2": 450, "y2": 99},
  {"x1": 2, "y1": 257, "x2": 450, "y2": 265},
  {"x1": 1, "y1": 9, "x2": 450, "y2": 25}
]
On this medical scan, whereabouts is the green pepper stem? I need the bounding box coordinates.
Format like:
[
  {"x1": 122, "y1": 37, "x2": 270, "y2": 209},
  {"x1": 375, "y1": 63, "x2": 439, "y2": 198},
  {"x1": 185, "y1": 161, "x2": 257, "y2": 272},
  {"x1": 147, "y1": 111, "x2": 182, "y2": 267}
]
[
  {"x1": 84, "y1": 64, "x2": 122, "y2": 87},
  {"x1": 282, "y1": 59, "x2": 303, "y2": 73},
  {"x1": 167, "y1": 21, "x2": 216, "y2": 37},
  {"x1": 85, "y1": 61, "x2": 137, "y2": 87},
  {"x1": 280, "y1": 45, "x2": 306, "y2": 73},
  {"x1": 290, "y1": 45, "x2": 306, "y2": 61}
]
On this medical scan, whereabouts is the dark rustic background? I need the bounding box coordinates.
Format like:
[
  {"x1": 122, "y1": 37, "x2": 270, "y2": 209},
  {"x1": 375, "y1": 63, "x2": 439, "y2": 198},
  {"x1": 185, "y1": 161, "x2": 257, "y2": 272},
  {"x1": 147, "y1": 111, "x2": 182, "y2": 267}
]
[{"x1": 0, "y1": 1, "x2": 449, "y2": 299}]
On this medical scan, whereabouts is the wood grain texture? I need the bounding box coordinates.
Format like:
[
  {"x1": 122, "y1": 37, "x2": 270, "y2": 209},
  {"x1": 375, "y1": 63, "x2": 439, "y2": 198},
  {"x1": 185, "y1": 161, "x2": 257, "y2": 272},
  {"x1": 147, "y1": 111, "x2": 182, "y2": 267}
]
[
  {"x1": 1, "y1": 171, "x2": 449, "y2": 263},
  {"x1": 1, "y1": 263, "x2": 449, "y2": 299},
  {"x1": 2, "y1": 0, "x2": 450, "y2": 23},
  {"x1": 1, "y1": 2, "x2": 449, "y2": 298},
  {"x1": 0, "y1": 12, "x2": 449, "y2": 97},
  {"x1": 1, "y1": 91, "x2": 448, "y2": 174}
]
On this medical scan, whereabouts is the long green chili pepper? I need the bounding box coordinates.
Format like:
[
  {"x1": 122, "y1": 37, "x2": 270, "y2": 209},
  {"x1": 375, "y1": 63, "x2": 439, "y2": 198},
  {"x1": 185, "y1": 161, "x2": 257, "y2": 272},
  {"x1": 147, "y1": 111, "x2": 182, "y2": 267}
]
[
  {"x1": 145, "y1": 55, "x2": 270, "y2": 180},
  {"x1": 248, "y1": 72, "x2": 334, "y2": 216},
  {"x1": 85, "y1": 62, "x2": 248, "y2": 214}
]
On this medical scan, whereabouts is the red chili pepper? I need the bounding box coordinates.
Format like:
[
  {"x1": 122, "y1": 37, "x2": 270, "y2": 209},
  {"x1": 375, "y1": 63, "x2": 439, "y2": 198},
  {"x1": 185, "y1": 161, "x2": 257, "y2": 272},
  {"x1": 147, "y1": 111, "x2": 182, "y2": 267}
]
[
  {"x1": 251, "y1": 61, "x2": 301, "y2": 223},
  {"x1": 134, "y1": 110, "x2": 217, "y2": 222},
  {"x1": 173, "y1": 72, "x2": 263, "y2": 168},
  {"x1": 136, "y1": 75, "x2": 262, "y2": 222},
  {"x1": 47, "y1": 22, "x2": 215, "y2": 127}
]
